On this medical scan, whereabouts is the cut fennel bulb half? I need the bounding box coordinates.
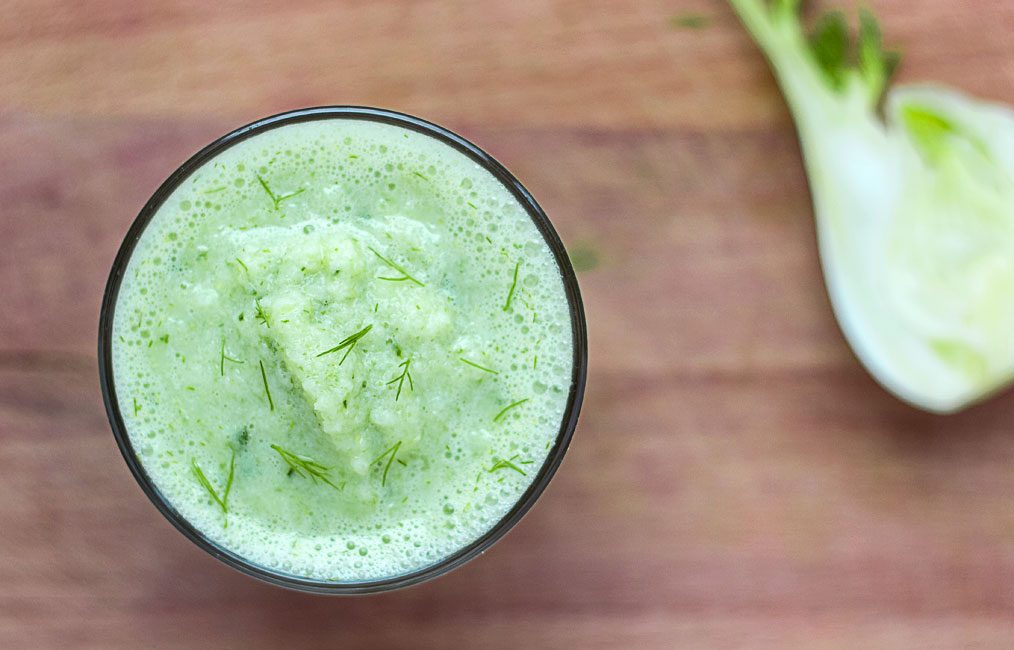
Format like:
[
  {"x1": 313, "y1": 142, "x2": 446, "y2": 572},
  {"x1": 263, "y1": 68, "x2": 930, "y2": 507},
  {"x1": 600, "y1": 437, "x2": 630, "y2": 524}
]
[{"x1": 730, "y1": 0, "x2": 1014, "y2": 413}]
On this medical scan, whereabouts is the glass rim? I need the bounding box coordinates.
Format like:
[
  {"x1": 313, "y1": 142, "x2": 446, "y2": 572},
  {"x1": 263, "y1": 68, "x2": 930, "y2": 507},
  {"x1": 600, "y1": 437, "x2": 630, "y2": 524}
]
[{"x1": 97, "y1": 106, "x2": 588, "y2": 594}]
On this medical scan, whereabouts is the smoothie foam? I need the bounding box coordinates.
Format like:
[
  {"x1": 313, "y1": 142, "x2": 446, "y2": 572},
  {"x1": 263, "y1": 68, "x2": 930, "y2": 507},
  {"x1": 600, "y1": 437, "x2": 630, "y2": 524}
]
[{"x1": 111, "y1": 117, "x2": 574, "y2": 582}]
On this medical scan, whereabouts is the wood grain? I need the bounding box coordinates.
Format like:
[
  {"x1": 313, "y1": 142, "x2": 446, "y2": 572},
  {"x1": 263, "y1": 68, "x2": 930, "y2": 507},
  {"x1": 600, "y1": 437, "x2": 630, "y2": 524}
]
[
  {"x1": 3, "y1": 1, "x2": 1014, "y2": 648},
  {"x1": 1, "y1": 0, "x2": 1012, "y2": 129}
]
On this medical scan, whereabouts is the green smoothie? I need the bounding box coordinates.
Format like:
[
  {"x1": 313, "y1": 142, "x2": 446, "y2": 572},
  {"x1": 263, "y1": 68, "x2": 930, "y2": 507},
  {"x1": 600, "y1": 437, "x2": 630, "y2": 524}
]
[{"x1": 111, "y1": 116, "x2": 574, "y2": 582}]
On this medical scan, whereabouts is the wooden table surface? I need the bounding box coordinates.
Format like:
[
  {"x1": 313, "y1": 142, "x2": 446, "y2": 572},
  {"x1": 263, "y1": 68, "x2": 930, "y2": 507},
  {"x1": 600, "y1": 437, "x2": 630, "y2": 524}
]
[{"x1": 4, "y1": 1, "x2": 1014, "y2": 647}]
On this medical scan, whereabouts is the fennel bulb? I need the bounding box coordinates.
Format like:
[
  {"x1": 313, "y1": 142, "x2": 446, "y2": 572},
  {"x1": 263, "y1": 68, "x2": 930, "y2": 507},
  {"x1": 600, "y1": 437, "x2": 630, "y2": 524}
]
[{"x1": 730, "y1": 0, "x2": 1014, "y2": 413}]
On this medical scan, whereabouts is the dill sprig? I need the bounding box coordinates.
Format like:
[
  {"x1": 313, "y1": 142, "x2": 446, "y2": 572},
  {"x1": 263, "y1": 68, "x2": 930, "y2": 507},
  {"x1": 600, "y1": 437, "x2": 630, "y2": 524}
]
[
  {"x1": 192, "y1": 447, "x2": 236, "y2": 514},
  {"x1": 256, "y1": 174, "x2": 305, "y2": 210},
  {"x1": 368, "y1": 247, "x2": 425, "y2": 287},
  {"x1": 459, "y1": 357, "x2": 498, "y2": 375},
  {"x1": 132, "y1": 397, "x2": 140, "y2": 416},
  {"x1": 219, "y1": 338, "x2": 244, "y2": 376},
  {"x1": 316, "y1": 324, "x2": 373, "y2": 364},
  {"x1": 371, "y1": 441, "x2": 403, "y2": 487},
  {"x1": 386, "y1": 358, "x2": 414, "y2": 400},
  {"x1": 493, "y1": 398, "x2": 528, "y2": 423},
  {"x1": 503, "y1": 260, "x2": 520, "y2": 311},
  {"x1": 258, "y1": 359, "x2": 274, "y2": 411},
  {"x1": 234, "y1": 258, "x2": 249, "y2": 273},
  {"x1": 254, "y1": 298, "x2": 270, "y2": 328},
  {"x1": 270, "y1": 444, "x2": 343, "y2": 491},
  {"x1": 487, "y1": 454, "x2": 528, "y2": 476},
  {"x1": 670, "y1": 13, "x2": 709, "y2": 29}
]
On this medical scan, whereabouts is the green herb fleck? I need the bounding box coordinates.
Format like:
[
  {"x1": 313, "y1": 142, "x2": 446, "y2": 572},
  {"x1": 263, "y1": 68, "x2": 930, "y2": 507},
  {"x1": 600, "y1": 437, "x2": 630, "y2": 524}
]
[
  {"x1": 219, "y1": 338, "x2": 243, "y2": 376},
  {"x1": 503, "y1": 261, "x2": 520, "y2": 311},
  {"x1": 271, "y1": 444, "x2": 343, "y2": 490},
  {"x1": 493, "y1": 398, "x2": 528, "y2": 423},
  {"x1": 259, "y1": 359, "x2": 274, "y2": 411},
  {"x1": 669, "y1": 13, "x2": 709, "y2": 29},
  {"x1": 256, "y1": 174, "x2": 305, "y2": 210},
  {"x1": 316, "y1": 324, "x2": 373, "y2": 365},
  {"x1": 369, "y1": 247, "x2": 425, "y2": 286},
  {"x1": 235, "y1": 258, "x2": 249, "y2": 273},
  {"x1": 487, "y1": 454, "x2": 528, "y2": 476},
  {"x1": 459, "y1": 357, "x2": 499, "y2": 375},
  {"x1": 191, "y1": 448, "x2": 235, "y2": 514},
  {"x1": 254, "y1": 298, "x2": 271, "y2": 328},
  {"x1": 371, "y1": 441, "x2": 403, "y2": 487},
  {"x1": 133, "y1": 397, "x2": 140, "y2": 416},
  {"x1": 386, "y1": 358, "x2": 414, "y2": 400},
  {"x1": 467, "y1": 201, "x2": 478, "y2": 210},
  {"x1": 385, "y1": 356, "x2": 413, "y2": 397},
  {"x1": 412, "y1": 171, "x2": 429, "y2": 181},
  {"x1": 569, "y1": 245, "x2": 600, "y2": 273},
  {"x1": 159, "y1": 334, "x2": 169, "y2": 344}
]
